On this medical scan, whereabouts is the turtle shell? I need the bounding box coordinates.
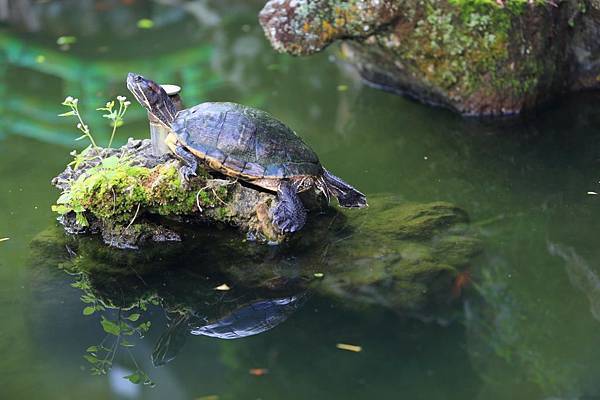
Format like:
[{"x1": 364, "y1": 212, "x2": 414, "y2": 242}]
[
  {"x1": 172, "y1": 102, "x2": 322, "y2": 179},
  {"x1": 190, "y1": 295, "x2": 303, "y2": 339}
]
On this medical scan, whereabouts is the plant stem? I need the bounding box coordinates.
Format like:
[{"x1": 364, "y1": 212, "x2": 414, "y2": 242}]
[
  {"x1": 74, "y1": 106, "x2": 97, "y2": 148},
  {"x1": 108, "y1": 101, "x2": 124, "y2": 148}
]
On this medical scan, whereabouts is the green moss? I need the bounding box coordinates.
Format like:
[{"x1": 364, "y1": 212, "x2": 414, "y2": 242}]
[
  {"x1": 357, "y1": 201, "x2": 470, "y2": 239},
  {"x1": 375, "y1": 0, "x2": 557, "y2": 105},
  {"x1": 52, "y1": 153, "x2": 231, "y2": 226},
  {"x1": 392, "y1": 0, "x2": 514, "y2": 96}
]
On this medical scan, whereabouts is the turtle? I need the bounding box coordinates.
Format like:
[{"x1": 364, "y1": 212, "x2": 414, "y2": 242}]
[
  {"x1": 152, "y1": 294, "x2": 306, "y2": 366},
  {"x1": 126, "y1": 72, "x2": 367, "y2": 233}
]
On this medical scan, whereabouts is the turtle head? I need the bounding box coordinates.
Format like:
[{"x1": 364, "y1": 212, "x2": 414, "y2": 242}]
[{"x1": 126, "y1": 73, "x2": 177, "y2": 127}]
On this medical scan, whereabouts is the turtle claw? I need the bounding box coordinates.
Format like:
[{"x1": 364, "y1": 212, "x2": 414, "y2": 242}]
[
  {"x1": 174, "y1": 144, "x2": 198, "y2": 184},
  {"x1": 179, "y1": 166, "x2": 197, "y2": 183},
  {"x1": 272, "y1": 181, "x2": 307, "y2": 234},
  {"x1": 273, "y1": 213, "x2": 293, "y2": 233}
]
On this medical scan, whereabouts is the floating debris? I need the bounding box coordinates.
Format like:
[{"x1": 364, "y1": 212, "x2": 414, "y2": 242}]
[
  {"x1": 249, "y1": 368, "x2": 269, "y2": 376},
  {"x1": 196, "y1": 396, "x2": 219, "y2": 400},
  {"x1": 587, "y1": 191, "x2": 598, "y2": 195},
  {"x1": 451, "y1": 269, "x2": 471, "y2": 299},
  {"x1": 336, "y1": 343, "x2": 362, "y2": 352},
  {"x1": 313, "y1": 272, "x2": 324, "y2": 278},
  {"x1": 57, "y1": 36, "x2": 77, "y2": 51},
  {"x1": 137, "y1": 19, "x2": 155, "y2": 29},
  {"x1": 57, "y1": 36, "x2": 77, "y2": 45},
  {"x1": 214, "y1": 284, "x2": 231, "y2": 291}
]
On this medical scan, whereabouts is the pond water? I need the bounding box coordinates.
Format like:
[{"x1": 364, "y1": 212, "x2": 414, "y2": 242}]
[{"x1": 3, "y1": 1, "x2": 600, "y2": 399}]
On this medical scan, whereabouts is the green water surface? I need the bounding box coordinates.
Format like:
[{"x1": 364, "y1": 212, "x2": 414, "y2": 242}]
[{"x1": 2, "y1": 1, "x2": 600, "y2": 399}]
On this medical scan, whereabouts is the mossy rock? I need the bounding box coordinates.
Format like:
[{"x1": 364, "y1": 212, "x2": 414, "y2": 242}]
[
  {"x1": 35, "y1": 193, "x2": 482, "y2": 317},
  {"x1": 51, "y1": 139, "x2": 327, "y2": 248},
  {"x1": 260, "y1": 0, "x2": 600, "y2": 116}
]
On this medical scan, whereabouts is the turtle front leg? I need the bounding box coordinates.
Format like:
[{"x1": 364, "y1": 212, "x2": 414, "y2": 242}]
[
  {"x1": 174, "y1": 145, "x2": 198, "y2": 182},
  {"x1": 272, "y1": 180, "x2": 307, "y2": 233}
]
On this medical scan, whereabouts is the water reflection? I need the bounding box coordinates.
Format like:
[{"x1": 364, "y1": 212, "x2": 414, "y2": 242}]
[
  {"x1": 29, "y1": 194, "x2": 479, "y2": 386},
  {"x1": 153, "y1": 294, "x2": 306, "y2": 366},
  {"x1": 549, "y1": 243, "x2": 600, "y2": 323}
]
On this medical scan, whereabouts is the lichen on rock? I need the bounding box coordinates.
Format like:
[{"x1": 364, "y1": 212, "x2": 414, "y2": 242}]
[
  {"x1": 259, "y1": 0, "x2": 401, "y2": 55},
  {"x1": 51, "y1": 139, "x2": 324, "y2": 248},
  {"x1": 260, "y1": 0, "x2": 600, "y2": 116}
]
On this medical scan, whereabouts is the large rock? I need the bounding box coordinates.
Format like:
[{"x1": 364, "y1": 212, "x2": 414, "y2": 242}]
[
  {"x1": 37, "y1": 194, "x2": 481, "y2": 317},
  {"x1": 51, "y1": 138, "x2": 326, "y2": 248},
  {"x1": 260, "y1": 0, "x2": 600, "y2": 116}
]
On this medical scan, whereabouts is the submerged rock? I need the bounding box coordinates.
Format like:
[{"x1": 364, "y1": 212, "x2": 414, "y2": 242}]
[
  {"x1": 36, "y1": 194, "x2": 481, "y2": 318},
  {"x1": 51, "y1": 138, "x2": 326, "y2": 248},
  {"x1": 259, "y1": 0, "x2": 600, "y2": 116},
  {"x1": 29, "y1": 193, "x2": 482, "y2": 384}
]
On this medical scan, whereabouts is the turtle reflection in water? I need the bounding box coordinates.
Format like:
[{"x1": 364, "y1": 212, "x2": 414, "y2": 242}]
[
  {"x1": 127, "y1": 73, "x2": 367, "y2": 234},
  {"x1": 153, "y1": 294, "x2": 306, "y2": 366}
]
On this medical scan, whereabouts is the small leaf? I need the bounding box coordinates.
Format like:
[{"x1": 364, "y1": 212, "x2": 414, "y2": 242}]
[
  {"x1": 86, "y1": 346, "x2": 98, "y2": 352},
  {"x1": 127, "y1": 313, "x2": 140, "y2": 322},
  {"x1": 56, "y1": 192, "x2": 72, "y2": 204},
  {"x1": 124, "y1": 372, "x2": 141, "y2": 384},
  {"x1": 120, "y1": 340, "x2": 135, "y2": 348},
  {"x1": 336, "y1": 343, "x2": 362, "y2": 352},
  {"x1": 337, "y1": 84, "x2": 349, "y2": 92},
  {"x1": 214, "y1": 284, "x2": 230, "y2": 291},
  {"x1": 75, "y1": 213, "x2": 89, "y2": 227},
  {"x1": 83, "y1": 354, "x2": 99, "y2": 364},
  {"x1": 137, "y1": 19, "x2": 154, "y2": 29},
  {"x1": 52, "y1": 205, "x2": 71, "y2": 215},
  {"x1": 58, "y1": 111, "x2": 76, "y2": 117},
  {"x1": 57, "y1": 36, "x2": 77, "y2": 45},
  {"x1": 101, "y1": 156, "x2": 119, "y2": 169},
  {"x1": 75, "y1": 135, "x2": 88, "y2": 141},
  {"x1": 313, "y1": 272, "x2": 324, "y2": 278},
  {"x1": 101, "y1": 317, "x2": 121, "y2": 336},
  {"x1": 72, "y1": 204, "x2": 86, "y2": 213},
  {"x1": 0, "y1": 238, "x2": 9, "y2": 242},
  {"x1": 83, "y1": 306, "x2": 95, "y2": 315},
  {"x1": 80, "y1": 294, "x2": 95, "y2": 303},
  {"x1": 249, "y1": 368, "x2": 269, "y2": 376}
]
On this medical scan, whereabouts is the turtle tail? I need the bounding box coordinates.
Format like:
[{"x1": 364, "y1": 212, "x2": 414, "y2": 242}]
[{"x1": 320, "y1": 168, "x2": 368, "y2": 208}]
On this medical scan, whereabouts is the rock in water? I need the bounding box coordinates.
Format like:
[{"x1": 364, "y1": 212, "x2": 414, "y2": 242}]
[
  {"x1": 260, "y1": 0, "x2": 600, "y2": 116},
  {"x1": 33, "y1": 193, "x2": 481, "y2": 320},
  {"x1": 51, "y1": 139, "x2": 326, "y2": 248}
]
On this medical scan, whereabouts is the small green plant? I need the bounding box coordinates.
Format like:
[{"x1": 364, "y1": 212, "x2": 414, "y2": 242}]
[
  {"x1": 52, "y1": 155, "x2": 149, "y2": 227},
  {"x1": 59, "y1": 95, "x2": 130, "y2": 148},
  {"x1": 72, "y1": 275, "x2": 156, "y2": 386},
  {"x1": 60, "y1": 96, "x2": 97, "y2": 148},
  {"x1": 97, "y1": 96, "x2": 131, "y2": 148}
]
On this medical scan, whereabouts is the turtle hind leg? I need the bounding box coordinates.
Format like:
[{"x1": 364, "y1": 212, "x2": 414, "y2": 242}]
[
  {"x1": 174, "y1": 145, "x2": 198, "y2": 182},
  {"x1": 321, "y1": 168, "x2": 368, "y2": 208},
  {"x1": 272, "y1": 180, "x2": 307, "y2": 233}
]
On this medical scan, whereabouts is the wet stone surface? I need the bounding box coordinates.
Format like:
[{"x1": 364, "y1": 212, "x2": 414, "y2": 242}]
[{"x1": 51, "y1": 138, "x2": 327, "y2": 248}]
